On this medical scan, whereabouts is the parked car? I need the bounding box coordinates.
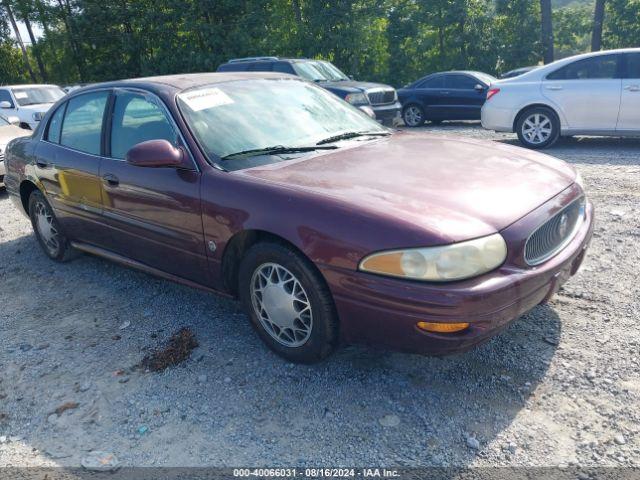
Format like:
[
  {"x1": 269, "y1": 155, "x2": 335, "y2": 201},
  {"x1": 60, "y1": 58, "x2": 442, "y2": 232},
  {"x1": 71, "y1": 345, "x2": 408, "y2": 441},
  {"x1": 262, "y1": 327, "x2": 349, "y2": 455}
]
[
  {"x1": 397, "y1": 71, "x2": 496, "y2": 127},
  {"x1": 4, "y1": 73, "x2": 593, "y2": 362},
  {"x1": 0, "y1": 114, "x2": 29, "y2": 186},
  {"x1": 482, "y1": 48, "x2": 640, "y2": 149},
  {"x1": 500, "y1": 66, "x2": 538, "y2": 79},
  {"x1": 0, "y1": 84, "x2": 66, "y2": 130},
  {"x1": 217, "y1": 57, "x2": 401, "y2": 126}
]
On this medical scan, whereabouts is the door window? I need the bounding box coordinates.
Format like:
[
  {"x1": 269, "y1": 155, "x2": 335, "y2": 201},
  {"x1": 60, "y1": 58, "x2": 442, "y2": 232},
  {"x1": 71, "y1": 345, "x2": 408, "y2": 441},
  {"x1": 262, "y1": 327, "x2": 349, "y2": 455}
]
[
  {"x1": 625, "y1": 53, "x2": 640, "y2": 79},
  {"x1": 447, "y1": 75, "x2": 478, "y2": 89},
  {"x1": 110, "y1": 92, "x2": 177, "y2": 159},
  {"x1": 60, "y1": 91, "x2": 109, "y2": 155},
  {"x1": 0, "y1": 90, "x2": 14, "y2": 108},
  {"x1": 46, "y1": 104, "x2": 66, "y2": 143},
  {"x1": 547, "y1": 55, "x2": 619, "y2": 80},
  {"x1": 419, "y1": 76, "x2": 445, "y2": 88},
  {"x1": 273, "y1": 62, "x2": 295, "y2": 74}
]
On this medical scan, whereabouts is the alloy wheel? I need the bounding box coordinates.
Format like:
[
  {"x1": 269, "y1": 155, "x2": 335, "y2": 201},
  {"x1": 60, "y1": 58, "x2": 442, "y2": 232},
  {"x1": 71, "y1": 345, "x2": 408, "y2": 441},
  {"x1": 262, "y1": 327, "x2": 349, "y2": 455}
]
[
  {"x1": 250, "y1": 263, "x2": 313, "y2": 347},
  {"x1": 34, "y1": 200, "x2": 60, "y2": 256},
  {"x1": 404, "y1": 106, "x2": 423, "y2": 127},
  {"x1": 522, "y1": 113, "x2": 553, "y2": 145}
]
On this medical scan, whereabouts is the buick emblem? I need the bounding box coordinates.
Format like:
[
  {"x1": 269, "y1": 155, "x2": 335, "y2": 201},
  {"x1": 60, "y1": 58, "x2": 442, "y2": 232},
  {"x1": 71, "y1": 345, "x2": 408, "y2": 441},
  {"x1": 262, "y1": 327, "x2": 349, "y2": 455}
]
[{"x1": 558, "y1": 213, "x2": 569, "y2": 237}]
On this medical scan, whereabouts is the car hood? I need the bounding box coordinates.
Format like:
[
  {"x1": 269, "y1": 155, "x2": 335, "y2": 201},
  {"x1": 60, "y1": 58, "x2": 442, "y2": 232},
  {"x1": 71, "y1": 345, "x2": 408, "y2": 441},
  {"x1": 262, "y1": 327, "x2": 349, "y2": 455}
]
[
  {"x1": 0, "y1": 124, "x2": 29, "y2": 147},
  {"x1": 320, "y1": 80, "x2": 395, "y2": 93},
  {"x1": 16, "y1": 103, "x2": 53, "y2": 115},
  {"x1": 237, "y1": 131, "x2": 576, "y2": 243}
]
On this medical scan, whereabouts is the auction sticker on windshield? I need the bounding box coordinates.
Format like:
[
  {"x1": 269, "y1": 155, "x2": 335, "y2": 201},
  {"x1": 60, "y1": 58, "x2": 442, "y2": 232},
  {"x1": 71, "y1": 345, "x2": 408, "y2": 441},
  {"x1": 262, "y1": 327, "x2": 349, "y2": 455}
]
[{"x1": 179, "y1": 87, "x2": 234, "y2": 111}]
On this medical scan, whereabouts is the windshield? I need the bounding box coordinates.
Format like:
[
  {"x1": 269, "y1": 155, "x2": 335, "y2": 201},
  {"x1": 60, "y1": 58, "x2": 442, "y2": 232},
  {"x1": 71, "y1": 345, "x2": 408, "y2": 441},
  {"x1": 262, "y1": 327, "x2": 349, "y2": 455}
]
[
  {"x1": 475, "y1": 73, "x2": 497, "y2": 85},
  {"x1": 293, "y1": 61, "x2": 349, "y2": 82},
  {"x1": 11, "y1": 86, "x2": 65, "y2": 106},
  {"x1": 177, "y1": 78, "x2": 386, "y2": 167}
]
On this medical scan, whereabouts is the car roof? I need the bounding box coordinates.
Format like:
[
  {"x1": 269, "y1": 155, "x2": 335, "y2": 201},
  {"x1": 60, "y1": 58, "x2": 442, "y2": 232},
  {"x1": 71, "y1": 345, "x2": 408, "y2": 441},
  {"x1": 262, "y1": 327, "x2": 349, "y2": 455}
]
[
  {"x1": 77, "y1": 72, "x2": 297, "y2": 93},
  {"x1": 0, "y1": 84, "x2": 62, "y2": 89}
]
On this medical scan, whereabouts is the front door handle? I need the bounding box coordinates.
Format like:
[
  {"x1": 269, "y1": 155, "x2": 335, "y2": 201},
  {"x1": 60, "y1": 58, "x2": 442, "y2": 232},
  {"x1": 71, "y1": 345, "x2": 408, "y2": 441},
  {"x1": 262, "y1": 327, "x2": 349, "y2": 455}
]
[
  {"x1": 102, "y1": 173, "x2": 119, "y2": 186},
  {"x1": 546, "y1": 85, "x2": 563, "y2": 91},
  {"x1": 439, "y1": 90, "x2": 451, "y2": 95},
  {"x1": 624, "y1": 85, "x2": 640, "y2": 92},
  {"x1": 36, "y1": 159, "x2": 51, "y2": 169}
]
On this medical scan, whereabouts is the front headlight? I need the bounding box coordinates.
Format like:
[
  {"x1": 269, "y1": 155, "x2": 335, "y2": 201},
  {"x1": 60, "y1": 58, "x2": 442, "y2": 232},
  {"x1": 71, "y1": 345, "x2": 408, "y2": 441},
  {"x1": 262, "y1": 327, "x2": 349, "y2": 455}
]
[
  {"x1": 359, "y1": 233, "x2": 507, "y2": 282},
  {"x1": 32, "y1": 112, "x2": 44, "y2": 121},
  {"x1": 345, "y1": 92, "x2": 369, "y2": 106}
]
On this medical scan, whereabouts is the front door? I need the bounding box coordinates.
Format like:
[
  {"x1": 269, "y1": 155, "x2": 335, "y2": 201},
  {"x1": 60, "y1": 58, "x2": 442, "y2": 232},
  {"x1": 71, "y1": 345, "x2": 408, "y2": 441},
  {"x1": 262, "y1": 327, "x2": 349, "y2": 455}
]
[
  {"x1": 34, "y1": 91, "x2": 109, "y2": 243},
  {"x1": 443, "y1": 74, "x2": 486, "y2": 120},
  {"x1": 99, "y1": 89, "x2": 209, "y2": 285},
  {"x1": 542, "y1": 53, "x2": 622, "y2": 131},
  {"x1": 617, "y1": 52, "x2": 640, "y2": 132}
]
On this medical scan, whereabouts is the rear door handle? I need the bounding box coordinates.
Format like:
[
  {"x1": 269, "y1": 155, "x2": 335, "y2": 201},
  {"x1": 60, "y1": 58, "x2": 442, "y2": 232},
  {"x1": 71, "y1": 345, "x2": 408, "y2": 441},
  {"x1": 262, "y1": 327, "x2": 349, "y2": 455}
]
[
  {"x1": 102, "y1": 173, "x2": 119, "y2": 186},
  {"x1": 36, "y1": 159, "x2": 51, "y2": 168},
  {"x1": 439, "y1": 90, "x2": 451, "y2": 95},
  {"x1": 624, "y1": 85, "x2": 640, "y2": 92},
  {"x1": 546, "y1": 85, "x2": 563, "y2": 91}
]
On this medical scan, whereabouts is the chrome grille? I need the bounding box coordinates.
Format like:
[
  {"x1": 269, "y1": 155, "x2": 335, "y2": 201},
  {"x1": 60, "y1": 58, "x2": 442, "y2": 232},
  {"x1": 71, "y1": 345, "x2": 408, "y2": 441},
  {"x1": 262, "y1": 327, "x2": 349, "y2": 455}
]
[
  {"x1": 524, "y1": 197, "x2": 585, "y2": 266},
  {"x1": 366, "y1": 89, "x2": 396, "y2": 105},
  {"x1": 0, "y1": 152, "x2": 4, "y2": 162}
]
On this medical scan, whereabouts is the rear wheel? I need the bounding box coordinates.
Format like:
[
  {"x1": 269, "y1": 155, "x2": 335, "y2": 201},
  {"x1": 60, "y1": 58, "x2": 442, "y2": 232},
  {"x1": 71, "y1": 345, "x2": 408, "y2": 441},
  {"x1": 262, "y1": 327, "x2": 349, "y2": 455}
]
[
  {"x1": 28, "y1": 190, "x2": 77, "y2": 262},
  {"x1": 516, "y1": 107, "x2": 560, "y2": 149},
  {"x1": 403, "y1": 104, "x2": 425, "y2": 127},
  {"x1": 238, "y1": 242, "x2": 338, "y2": 363}
]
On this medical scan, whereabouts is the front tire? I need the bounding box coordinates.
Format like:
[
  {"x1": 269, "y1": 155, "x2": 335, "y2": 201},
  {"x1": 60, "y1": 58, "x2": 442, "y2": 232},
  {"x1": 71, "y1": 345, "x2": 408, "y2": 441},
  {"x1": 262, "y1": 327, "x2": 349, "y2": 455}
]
[
  {"x1": 28, "y1": 190, "x2": 76, "y2": 262},
  {"x1": 516, "y1": 107, "x2": 560, "y2": 149},
  {"x1": 238, "y1": 242, "x2": 338, "y2": 363},
  {"x1": 403, "y1": 104, "x2": 425, "y2": 127}
]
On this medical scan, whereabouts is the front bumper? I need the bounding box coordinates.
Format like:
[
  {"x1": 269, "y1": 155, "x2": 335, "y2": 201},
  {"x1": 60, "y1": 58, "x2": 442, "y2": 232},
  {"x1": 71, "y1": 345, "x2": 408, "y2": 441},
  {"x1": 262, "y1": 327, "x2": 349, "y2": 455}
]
[
  {"x1": 371, "y1": 101, "x2": 402, "y2": 126},
  {"x1": 0, "y1": 159, "x2": 5, "y2": 181},
  {"x1": 321, "y1": 192, "x2": 594, "y2": 356}
]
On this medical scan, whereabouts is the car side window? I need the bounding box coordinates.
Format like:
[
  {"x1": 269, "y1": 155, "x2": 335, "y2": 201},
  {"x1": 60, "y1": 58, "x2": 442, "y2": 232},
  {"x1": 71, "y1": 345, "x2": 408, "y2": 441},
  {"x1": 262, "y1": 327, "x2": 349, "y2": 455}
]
[
  {"x1": 110, "y1": 92, "x2": 177, "y2": 160},
  {"x1": 625, "y1": 53, "x2": 640, "y2": 79},
  {"x1": 60, "y1": 91, "x2": 109, "y2": 155},
  {"x1": 547, "y1": 55, "x2": 619, "y2": 80},
  {"x1": 420, "y1": 76, "x2": 445, "y2": 88},
  {"x1": 0, "y1": 89, "x2": 14, "y2": 108},
  {"x1": 46, "y1": 103, "x2": 66, "y2": 143},
  {"x1": 247, "y1": 62, "x2": 272, "y2": 72},
  {"x1": 273, "y1": 62, "x2": 295, "y2": 74},
  {"x1": 448, "y1": 75, "x2": 478, "y2": 89}
]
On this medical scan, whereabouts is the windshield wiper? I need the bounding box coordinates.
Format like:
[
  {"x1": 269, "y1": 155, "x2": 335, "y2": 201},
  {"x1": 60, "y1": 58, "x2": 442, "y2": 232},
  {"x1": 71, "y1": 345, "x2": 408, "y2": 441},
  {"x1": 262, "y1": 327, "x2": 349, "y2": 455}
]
[
  {"x1": 316, "y1": 131, "x2": 390, "y2": 145},
  {"x1": 221, "y1": 145, "x2": 337, "y2": 160}
]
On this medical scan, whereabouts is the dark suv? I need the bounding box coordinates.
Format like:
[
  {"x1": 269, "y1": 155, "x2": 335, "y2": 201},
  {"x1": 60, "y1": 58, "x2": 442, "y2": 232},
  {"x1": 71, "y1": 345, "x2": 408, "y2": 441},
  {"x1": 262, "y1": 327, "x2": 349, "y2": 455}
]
[{"x1": 217, "y1": 57, "x2": 401, "y2": 126}]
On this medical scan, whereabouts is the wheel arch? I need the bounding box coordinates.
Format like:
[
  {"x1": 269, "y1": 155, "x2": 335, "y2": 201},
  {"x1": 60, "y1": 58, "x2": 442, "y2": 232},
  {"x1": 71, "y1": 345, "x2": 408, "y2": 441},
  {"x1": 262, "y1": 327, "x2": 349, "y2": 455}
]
[
  {"x1": 513, "y1": 103, "x2": 561, "y2": 133},
  {"x1": 19, "y1": 180, "x2": 40, "y2": 214},
  {"x1": 220, "y1": 229, "x2": 329, "y2": 298}
]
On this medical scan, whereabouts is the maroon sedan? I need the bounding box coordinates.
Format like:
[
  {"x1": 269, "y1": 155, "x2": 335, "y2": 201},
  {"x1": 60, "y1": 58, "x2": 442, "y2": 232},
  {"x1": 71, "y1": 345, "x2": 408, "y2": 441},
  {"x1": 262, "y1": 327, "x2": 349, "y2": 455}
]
[{"x1": 4, "y1": 73, "x2": 593, "y2": 363}]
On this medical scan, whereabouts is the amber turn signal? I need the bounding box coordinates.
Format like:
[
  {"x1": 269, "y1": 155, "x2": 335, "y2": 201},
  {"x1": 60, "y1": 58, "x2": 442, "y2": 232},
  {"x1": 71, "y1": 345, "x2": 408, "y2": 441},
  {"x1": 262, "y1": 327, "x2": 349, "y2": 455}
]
[{"x1": 416, "y1": 321, "x2": 470, "y2": 333}]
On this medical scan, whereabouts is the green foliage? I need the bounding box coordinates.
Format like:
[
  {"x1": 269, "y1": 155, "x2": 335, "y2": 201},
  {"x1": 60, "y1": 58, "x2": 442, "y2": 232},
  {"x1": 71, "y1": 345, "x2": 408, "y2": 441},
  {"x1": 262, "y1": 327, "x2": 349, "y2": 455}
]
[{"x1": 0, "y1": 0, "x2": 637, "y2": 87}]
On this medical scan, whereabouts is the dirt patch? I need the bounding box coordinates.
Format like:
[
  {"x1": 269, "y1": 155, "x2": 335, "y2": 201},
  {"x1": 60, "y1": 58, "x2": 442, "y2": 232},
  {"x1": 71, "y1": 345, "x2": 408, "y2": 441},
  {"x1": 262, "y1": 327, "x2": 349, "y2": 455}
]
[{"x1": 139, "y1": 328, "x2": 199, "y2": 372}]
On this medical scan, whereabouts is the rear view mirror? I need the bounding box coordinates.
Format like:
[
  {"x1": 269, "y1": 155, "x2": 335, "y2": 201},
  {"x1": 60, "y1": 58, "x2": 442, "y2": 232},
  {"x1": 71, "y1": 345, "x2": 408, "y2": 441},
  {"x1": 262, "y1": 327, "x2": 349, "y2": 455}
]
[
  {"x1": 0, "y1": 101, "x2": 12, "y2": 109},
  {"x1": 125, "y1": 139, "x2": 186, "y2": 168},
  {"x1": 474, "y1": 84, "x2": 485, "y2": 92}
]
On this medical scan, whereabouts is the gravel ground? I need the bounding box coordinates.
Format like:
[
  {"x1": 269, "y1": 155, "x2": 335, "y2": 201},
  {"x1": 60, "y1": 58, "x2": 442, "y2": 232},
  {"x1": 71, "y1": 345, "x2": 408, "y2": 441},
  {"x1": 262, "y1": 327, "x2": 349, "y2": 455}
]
[{"x1": 0, "y1": 123, "x2": 638, "y2": 469}]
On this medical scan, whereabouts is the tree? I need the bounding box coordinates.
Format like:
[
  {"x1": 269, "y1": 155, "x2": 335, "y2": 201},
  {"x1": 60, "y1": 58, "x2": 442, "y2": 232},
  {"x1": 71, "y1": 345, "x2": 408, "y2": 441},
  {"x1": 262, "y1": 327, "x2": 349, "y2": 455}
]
[
  {"x1": 2, "y1": 0, "x2": 37, "y2": 81},
  {"x1": 591, "y1": 0, "x2": 605, "y2": 51},
  {"x1": 540, "y1": 0, "x2": 554, "y2": 64}
]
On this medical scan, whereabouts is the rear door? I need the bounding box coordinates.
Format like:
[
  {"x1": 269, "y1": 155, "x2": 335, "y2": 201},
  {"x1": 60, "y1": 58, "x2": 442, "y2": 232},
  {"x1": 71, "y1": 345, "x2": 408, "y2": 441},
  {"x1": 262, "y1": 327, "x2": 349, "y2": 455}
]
[
  {"x1": 99, "y1": 88, "x2": 209, "y2": 285},
  {"x1": 617, "y1": 52, "x2": 640, "y2": 132},
  {"x1": 542, "y1": 54, "x2": 622, "y2": 131},
  {"x1": 412, "y1": 75, "x2": 447, "y2": 119},
  {"x1": 34, "y1": 90, "x2": 109, "y2": 243}
]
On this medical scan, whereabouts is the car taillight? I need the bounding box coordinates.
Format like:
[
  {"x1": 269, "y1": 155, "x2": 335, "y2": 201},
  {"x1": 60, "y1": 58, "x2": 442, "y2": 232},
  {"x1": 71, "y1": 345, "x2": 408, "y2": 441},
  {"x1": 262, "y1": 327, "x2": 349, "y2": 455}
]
[{"x1": 486, "y1": 88, "x2": 500, "y2": 101}]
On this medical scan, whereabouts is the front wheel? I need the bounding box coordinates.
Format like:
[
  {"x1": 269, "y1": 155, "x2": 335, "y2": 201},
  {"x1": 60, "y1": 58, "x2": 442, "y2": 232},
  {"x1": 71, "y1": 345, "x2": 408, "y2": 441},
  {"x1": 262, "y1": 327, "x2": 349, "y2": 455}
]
[
  {"x1": 516, "y1": 107, "x2": 560, "y2": 149},
  {"x1": 403, "y1": 104, "x2": 425, "y2": 127},
  {"x1": 28, "y1": 190, "x2": 77, "y2": 262},
  {"x1": 238, "y1": 242, "x2": 338, "y2": 363}
]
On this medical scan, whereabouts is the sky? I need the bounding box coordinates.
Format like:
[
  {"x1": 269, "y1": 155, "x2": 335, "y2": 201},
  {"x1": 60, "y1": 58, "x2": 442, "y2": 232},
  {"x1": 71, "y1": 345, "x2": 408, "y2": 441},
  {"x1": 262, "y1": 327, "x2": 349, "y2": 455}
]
[{"x1": 11, "y1": 21, "x2": 44, "y2": 44}]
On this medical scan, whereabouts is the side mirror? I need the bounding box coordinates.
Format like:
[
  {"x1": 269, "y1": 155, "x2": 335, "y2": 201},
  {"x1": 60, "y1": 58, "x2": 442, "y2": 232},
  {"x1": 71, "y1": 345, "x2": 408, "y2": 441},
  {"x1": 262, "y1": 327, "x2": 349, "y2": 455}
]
[
  {"x1": 6, "y1": 115, "x2": 20, "y2": 126},
  {"x1": 0, "y1": 101, "x2": 12, "y2": 109},
  {"x1": 125, "y1": 139, "x2": 186, "y2": 168},
  {"x1": 474, "y1": 84, "x2": 485, "y2": 92}
]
